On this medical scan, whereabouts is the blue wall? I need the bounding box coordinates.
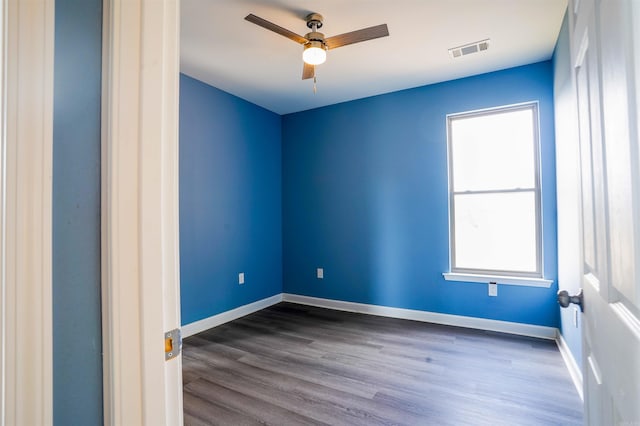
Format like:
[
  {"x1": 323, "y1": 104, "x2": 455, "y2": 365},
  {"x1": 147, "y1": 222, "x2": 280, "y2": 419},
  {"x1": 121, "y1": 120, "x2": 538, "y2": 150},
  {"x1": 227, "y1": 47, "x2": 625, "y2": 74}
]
[
  {"x1": 52, "y1": 0, "x2": 103, "y2": 424},
  {"x1": 282, "y1": 62, "x2": 559, "y2": 327},
  {"x1": 553, "y1": 13, "x2": 583, "y2": 366},
  {"x1": 180, "y1": 74, "x2": 283, "y2": 325}
]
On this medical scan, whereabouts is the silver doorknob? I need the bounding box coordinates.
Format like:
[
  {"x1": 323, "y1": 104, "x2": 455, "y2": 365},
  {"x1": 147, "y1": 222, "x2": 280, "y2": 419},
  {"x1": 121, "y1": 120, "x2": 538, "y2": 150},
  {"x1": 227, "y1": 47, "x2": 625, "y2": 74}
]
[{"x1": 557, "y1": 288, "x2": 583, "y2": 312}]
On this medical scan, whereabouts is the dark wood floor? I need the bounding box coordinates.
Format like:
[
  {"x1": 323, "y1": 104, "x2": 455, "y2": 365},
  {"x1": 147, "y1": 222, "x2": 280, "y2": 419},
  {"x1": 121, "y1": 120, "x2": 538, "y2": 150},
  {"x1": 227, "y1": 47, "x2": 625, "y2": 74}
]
[{"x1": 182, "y1": 302, "x2": 583, "y2": 426}]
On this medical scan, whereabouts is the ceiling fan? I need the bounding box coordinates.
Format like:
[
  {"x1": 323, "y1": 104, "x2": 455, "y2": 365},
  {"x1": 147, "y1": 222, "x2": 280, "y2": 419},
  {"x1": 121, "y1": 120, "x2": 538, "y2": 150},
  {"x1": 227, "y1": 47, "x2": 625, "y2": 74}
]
[{"x1": 245, "y1": 12, "x2": 389, "y2": 80}]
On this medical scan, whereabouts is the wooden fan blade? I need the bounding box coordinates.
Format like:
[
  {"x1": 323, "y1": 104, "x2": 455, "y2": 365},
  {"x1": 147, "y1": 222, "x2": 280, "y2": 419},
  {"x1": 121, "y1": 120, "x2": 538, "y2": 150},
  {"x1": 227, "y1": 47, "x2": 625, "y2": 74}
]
[
  {"x1": 302, "y1": 62, "x2": 315, "y2": 80},
  {"x1": 325, "y1": 24, "x2": 389, "y2": 49},
  {"x1": 245, "y1": 14, "x2": 308, "y2": 44}
]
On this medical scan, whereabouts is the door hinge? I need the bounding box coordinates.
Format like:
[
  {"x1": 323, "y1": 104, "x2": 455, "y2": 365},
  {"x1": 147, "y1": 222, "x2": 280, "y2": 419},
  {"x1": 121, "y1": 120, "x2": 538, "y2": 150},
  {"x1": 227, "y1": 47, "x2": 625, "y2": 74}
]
[{"x1": 164, "y1": 328, "x2": 182, "y2": 361}]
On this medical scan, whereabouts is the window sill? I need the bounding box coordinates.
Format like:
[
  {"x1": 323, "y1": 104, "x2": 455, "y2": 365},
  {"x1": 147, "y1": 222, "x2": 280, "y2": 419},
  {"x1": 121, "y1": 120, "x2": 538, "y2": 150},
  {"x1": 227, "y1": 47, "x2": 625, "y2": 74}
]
[{"x1": 442, "y1": 272, "x2": 553, "y2": 288}]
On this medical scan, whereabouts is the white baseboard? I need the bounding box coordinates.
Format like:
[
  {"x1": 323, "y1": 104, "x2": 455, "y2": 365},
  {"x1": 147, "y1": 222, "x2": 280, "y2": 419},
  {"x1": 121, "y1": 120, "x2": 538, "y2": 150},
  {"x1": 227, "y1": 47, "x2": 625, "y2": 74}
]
[
  {"x1": 282, "y1": 293, "x2": 558, "y2": 340},
  {"x1": 182, "y1": 294, "x2": 283, "y2": 338},
  {"x1": 556, "y1": 333, "x2": 584, "y2": 401}
]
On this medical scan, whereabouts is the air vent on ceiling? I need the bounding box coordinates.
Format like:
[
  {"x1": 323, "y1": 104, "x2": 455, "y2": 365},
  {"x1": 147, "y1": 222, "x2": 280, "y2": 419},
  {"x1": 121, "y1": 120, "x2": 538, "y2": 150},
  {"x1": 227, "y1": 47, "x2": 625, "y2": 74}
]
[{"x1": 448, "y1": 39, "x2": 490, "y2": 58}]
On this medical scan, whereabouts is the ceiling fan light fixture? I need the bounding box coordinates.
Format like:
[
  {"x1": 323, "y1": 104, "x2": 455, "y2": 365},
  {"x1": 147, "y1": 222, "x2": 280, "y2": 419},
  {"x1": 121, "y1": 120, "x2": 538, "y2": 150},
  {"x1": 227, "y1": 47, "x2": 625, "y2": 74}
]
[
  {"x1": 244, "y1": 12, "x2": 389, "y2": 80},
  {"x1": 303, "y1": 41, "x2": 327, "y2": 65}
]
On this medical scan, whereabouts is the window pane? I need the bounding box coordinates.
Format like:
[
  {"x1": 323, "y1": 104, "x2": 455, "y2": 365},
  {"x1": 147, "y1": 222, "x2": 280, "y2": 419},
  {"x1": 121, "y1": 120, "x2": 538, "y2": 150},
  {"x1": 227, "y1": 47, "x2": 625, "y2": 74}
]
[
  {"x1": 450, "y1": 108, "x2": 535, "y2": 192},
  {"x1": 453, "y1": 192, "x2": 538, "y2": 273}
]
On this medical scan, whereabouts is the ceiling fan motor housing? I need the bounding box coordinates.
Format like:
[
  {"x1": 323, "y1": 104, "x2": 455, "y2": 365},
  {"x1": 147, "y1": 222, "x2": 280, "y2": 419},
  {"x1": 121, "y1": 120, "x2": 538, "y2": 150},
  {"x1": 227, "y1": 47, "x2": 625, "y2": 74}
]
[
  {"x1": 305, "y1": 32, "x2": 327, "y2": 46},
  {"x1": 305, "y1": 39, "x2": 327, "y2": 50}
]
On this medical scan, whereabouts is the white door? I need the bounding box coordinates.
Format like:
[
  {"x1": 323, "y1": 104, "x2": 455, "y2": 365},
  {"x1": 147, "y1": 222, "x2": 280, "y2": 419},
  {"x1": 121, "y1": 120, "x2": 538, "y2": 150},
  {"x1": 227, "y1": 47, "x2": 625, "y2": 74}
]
[{"x1": 569, "y1": 0, "x2": 640, "y2": 423}]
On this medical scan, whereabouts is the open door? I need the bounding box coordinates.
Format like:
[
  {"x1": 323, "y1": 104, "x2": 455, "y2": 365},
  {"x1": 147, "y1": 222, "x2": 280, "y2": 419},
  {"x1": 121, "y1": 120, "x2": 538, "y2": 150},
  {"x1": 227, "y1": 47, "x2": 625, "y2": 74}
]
[{"x1": 566, "y1": 0, "x2": 640, "y2": 423}]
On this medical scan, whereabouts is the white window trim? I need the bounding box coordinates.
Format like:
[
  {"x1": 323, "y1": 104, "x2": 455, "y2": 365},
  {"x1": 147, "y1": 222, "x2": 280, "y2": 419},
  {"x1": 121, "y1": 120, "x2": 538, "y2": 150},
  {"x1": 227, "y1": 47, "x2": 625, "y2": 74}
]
[
  {"x1": 443, "y1": 272, "x2": 553, "y2": 288},
  {"x1": 446, "y1": 102, "x2": 545, "y2": 281}
]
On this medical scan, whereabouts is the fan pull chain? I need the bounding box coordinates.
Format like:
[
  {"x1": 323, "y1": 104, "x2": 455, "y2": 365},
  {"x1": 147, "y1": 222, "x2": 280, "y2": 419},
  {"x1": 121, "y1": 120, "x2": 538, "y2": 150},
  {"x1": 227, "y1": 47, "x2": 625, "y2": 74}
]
[{"x1": 313, "y1": 76, "x2": 317, "y2": 94}]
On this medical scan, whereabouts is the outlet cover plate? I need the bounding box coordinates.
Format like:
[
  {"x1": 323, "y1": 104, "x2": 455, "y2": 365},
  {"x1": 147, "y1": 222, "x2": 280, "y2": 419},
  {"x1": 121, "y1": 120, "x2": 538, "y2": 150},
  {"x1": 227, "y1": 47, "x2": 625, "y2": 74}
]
[
  {"x1": 488, "y1": 282, "x2": 498, "y2": 296},
  {"x1": 317, "y1": 268, "x2": 323, "y2": 279}
]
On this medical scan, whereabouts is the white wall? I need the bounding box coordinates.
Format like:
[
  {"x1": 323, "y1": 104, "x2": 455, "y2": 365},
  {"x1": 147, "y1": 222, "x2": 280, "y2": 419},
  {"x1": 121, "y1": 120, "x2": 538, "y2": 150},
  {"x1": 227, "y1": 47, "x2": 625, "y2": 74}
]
[{"x1": 553, "y1": 11, "x2": 583, "y2": 368}]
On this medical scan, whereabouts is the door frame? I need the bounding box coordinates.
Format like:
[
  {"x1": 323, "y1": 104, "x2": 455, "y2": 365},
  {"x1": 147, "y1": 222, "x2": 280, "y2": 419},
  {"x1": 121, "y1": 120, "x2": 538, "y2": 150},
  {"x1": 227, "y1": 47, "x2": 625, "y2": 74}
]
[
  {"x1": 101, "y1": 0, "x2": 183, "y2": 424},
  {"x1": 0, "y1": 0, "x2": 55, "y2": 424}
]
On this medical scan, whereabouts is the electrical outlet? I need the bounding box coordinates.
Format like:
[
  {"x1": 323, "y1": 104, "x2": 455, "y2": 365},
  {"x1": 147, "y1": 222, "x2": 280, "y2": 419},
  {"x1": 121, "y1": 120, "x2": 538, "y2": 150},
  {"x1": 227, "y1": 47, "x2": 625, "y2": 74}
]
[
  {"x1": 573, "y1": 307, "x2": 578, "y2": 328},
  {"x1": 488, "y1": 282, "x2": 498, "y2": 297},
  {"x1": 238, "y1": 272, "x2": 245, "y2": 285},
  {"x1": 317, "y1": 268, "x2": 323, "y2": 279}
]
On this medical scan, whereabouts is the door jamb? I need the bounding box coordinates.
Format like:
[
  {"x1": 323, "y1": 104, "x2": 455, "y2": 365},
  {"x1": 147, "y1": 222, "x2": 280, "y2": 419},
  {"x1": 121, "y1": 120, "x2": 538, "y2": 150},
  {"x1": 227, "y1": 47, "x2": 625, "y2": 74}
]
[
  {"x1": 0, "y1": 0, "x2": 55, "y2": 424},
  {"x1": 101, "y1": 0, "x2": 182, "y2": 424}
]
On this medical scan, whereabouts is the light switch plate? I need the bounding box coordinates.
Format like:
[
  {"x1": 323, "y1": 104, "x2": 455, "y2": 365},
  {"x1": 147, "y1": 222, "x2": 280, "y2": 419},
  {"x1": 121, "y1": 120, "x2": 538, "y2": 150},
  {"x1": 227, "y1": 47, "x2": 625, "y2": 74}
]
[
  {"x1": 317, "y1": 268, "x2": 323, "y2": 279},
  {"x1": 239, "y1": 272, "x2": 245, "y2": 285}
]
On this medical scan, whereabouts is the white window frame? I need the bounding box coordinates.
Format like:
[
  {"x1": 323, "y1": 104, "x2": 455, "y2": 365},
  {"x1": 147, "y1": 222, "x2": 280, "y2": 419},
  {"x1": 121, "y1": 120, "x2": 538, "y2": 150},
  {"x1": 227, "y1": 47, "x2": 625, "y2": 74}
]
[{"x1": 443, "y1": 102, "x2": 552, "y2": 288}]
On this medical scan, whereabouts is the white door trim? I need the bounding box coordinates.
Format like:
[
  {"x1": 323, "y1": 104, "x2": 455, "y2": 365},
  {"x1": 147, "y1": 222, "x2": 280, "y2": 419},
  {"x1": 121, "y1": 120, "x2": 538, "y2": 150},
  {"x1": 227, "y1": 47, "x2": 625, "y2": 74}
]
[
  {"x1": 1, "y1": 0, "x2": 55, "y2": 425},
  {"x1": 101, "y1": 0, "x2": 182, "y2": 424}
]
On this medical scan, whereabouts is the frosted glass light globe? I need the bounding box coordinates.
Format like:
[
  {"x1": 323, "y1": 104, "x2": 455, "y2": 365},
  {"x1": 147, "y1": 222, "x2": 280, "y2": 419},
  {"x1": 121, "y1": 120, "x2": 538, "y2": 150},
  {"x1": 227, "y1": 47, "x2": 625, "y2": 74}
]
[{"x1": 303, "y1": 42, "x2": 326, "y2": 65}]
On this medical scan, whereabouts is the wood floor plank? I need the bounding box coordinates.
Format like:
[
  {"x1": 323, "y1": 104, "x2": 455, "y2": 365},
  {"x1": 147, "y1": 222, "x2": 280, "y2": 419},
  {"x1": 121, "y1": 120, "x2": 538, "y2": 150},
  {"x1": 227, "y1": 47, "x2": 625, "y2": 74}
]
[
  {"x1": 183, "y1": 302, "x2": 583, "y2": 425},
  {"x1": 183, "y1": 392, "x2": 263, "y2": 426},
  {"x1": 185, "y1": 377, "x2": 324, "y2": 426},
  {"x1": 237, "y1": 352, "x2": 379, "y2": 399}
]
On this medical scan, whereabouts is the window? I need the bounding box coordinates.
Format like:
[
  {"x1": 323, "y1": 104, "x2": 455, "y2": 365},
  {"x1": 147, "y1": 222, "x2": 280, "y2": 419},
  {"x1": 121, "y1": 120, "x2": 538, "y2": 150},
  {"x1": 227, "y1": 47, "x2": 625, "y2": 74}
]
[{"x1": 446, "y1": 103, "x2": 544, "y2": 282}]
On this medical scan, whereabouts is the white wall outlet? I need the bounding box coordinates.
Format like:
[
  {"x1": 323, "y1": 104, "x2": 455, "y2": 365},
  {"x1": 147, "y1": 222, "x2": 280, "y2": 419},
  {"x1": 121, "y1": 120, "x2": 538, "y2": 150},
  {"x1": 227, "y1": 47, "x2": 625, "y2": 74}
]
[
  {"x1": 573, "y1": 307, "x2": 579, "y2": 328},
  {"x1": 488, "y1": 282, "x2": 498, "y2": 297},
  {"x1": 317, "y1": 268, "x2": 323, "y2": 279},
  {"x1": 238, "y1": 272, "x2": 245, "y2": 285}
]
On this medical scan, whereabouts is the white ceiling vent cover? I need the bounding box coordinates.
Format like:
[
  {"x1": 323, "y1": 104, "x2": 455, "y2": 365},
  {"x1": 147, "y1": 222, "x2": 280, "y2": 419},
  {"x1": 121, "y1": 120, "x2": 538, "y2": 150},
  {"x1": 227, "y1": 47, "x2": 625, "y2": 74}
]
[{"x1": 449, "y1": 39, "x2": 490, "y2": 58}]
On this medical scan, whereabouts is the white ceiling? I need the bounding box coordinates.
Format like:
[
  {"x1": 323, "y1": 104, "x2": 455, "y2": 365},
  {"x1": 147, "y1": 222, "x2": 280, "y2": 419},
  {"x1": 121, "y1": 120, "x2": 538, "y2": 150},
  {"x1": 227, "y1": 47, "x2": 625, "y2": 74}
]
[{"x1": 181, "y1": 0, "x2": 567, "y2": 115}]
